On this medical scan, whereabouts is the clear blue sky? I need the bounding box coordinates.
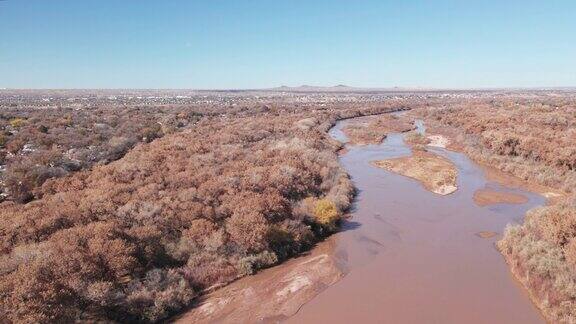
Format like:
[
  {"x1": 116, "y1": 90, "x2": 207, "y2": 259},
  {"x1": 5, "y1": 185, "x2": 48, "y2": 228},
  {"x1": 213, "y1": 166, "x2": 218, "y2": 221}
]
[{"x1": 1, "y1": 0, "x2": 575, "y2": 89}]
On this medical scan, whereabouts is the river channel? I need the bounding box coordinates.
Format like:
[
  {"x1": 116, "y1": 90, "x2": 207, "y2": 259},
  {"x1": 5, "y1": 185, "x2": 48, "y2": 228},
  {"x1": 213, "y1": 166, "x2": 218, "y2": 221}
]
[{"x1": 285, "y1": 114, "x2": 545, "y2": 323}]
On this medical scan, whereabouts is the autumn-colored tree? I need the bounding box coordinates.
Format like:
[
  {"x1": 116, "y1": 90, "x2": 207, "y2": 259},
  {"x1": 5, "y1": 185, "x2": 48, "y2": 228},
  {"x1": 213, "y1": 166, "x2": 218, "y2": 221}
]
[
  {"x1": 0, "y1": 93, "x2": 400, "y2": 322},
  {"x1": 314, "y1": 198, "x2": 340, "y2": 229}
]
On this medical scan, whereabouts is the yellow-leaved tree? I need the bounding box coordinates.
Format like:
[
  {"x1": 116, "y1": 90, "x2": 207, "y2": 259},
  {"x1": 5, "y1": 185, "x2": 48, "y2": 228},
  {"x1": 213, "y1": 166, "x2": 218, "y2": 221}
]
[{"x1": 314, "y1": 198, "x2": 340, "y2": 229}]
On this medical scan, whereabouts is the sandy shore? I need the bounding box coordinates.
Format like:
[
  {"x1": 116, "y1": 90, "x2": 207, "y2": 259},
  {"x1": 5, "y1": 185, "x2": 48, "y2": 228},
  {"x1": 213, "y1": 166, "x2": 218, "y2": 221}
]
[
  {"x1": 421, "y1": 122, "x2": 566, "y2": 204},
  {"x1": 473, "y1": 188, "x2": 529, "y2": 206},
  {"x1": 427, "y1": 134, "x2": 449, "y2": 148},
  {"x1": 174, "y1": 239, "x2": 344, "y2": 324},
  {"x1": 476, "y1": 231, "x2": 498, "y2": 239},
  {"x1": 480, "y1": 166, "x2": 565, "y2": 204},
  {"x1": 372, "y1": 151, "x2": 458, "y2": 195}
]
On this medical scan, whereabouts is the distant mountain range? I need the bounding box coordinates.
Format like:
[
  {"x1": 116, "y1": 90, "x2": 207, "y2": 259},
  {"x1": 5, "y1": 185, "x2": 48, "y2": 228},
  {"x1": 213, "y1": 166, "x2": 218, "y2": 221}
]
[{"x1": 267, "y1": 85, "x2": 436, "y2": 92}]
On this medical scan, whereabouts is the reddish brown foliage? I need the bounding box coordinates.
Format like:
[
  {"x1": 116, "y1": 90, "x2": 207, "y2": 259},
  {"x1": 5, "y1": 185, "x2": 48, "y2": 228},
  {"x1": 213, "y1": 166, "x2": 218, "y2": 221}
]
[
  {"x1": 0, "y1": 93, "x2": 401, "y2": 322},
  {"x1": 420, "y1": 97, "x2": 576, "y2": 191},
  {"x1": 343, "y1": 114, "x2": 415, "y2": 145},
  {"x1": 0, "y1": 103, "x2": 201, "y2": 203}
]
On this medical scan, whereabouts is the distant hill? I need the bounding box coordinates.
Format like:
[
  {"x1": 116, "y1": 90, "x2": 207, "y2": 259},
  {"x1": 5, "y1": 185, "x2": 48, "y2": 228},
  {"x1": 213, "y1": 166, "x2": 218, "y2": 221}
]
[
  {"x1": 267, "y1": 85, "x2": 436, "y2": 93},
  {"x1": 270, "y1": 85, "x2": 357, "y2": 92}
]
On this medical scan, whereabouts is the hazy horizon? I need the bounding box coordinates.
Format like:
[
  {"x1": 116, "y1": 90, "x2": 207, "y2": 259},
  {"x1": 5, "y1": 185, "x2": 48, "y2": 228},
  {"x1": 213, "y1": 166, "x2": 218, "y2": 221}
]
[
  {"x1": 1, "y1": 0, "x2": 575, "y2": 89},
  {"x1": 2, "y1": 85, "x2": 576, "y2": 91}
]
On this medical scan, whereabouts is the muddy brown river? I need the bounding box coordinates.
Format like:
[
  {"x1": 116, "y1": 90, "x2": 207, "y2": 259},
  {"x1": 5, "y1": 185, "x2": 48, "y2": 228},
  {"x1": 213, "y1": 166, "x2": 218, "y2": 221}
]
[
  {"x1": 177, "y1": 115, "x2": 546, "y2": 324},
  {"x1": 285, "y1": 115, "x2": 545, "y2": 323}
]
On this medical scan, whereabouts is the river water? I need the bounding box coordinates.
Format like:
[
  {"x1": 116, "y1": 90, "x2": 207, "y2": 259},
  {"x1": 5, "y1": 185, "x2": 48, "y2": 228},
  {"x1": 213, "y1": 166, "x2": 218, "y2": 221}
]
[{"x1": 285, "y1": 115, "x2": 545, "y2": 323}]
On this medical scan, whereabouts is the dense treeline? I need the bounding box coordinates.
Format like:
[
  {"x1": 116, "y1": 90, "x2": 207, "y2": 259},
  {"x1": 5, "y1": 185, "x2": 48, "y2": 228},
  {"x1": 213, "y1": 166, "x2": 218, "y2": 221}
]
[
  {"x1": 0, "y1": 97, "x2": 402, "y2": 322},
  {"x1": 420, "y1": 97, "x2": 576, "y2": 323},
  {"x1": 420, "y1": 98, "x2": 576, "y2": 192},
  {"x1": 0, "y1": 106, "x2": 202, "y2": 203}
]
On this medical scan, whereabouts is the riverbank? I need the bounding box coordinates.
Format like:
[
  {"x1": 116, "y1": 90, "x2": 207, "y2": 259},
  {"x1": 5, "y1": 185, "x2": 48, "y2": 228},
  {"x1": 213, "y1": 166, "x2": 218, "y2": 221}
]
[
  {"x1": 176, "y1": 114, "x2": 548, "y2": 323},
  {"x1": 174, "y1": 239, "x2": 344, "y2": 323},
  {"x1": 171, "y1": 109, "x2": 406, "y2": 323},
  {"x1": 294, "y1": 116, "x2": 544, "y2": 322},
  {"x1": 414, "y1": 104, "x2": 576, "y2": 323},
  {"x1": 287, "y1": 116, "x2": 544, "y2": 323}
]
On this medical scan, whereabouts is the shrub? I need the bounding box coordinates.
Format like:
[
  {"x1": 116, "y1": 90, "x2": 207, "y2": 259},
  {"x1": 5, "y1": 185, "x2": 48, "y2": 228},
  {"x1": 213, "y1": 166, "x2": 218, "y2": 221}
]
[
  {"x1": 266, "y1": 226, "x2": 297, "y2": 260},
  {"x1": 225, "y1": 211, "x2": 269, "y2": 253},
  {"x1": 37, "y1": 125, "x2": 49, "y2": 133},
  {"x1": 404, "y1": 132, "x2": 430, "y2": 151},
  {"x1": 313, "y1": 198, "x2": 340, "y2": 229},
  {"x1": 237, "y1": 251, "x2": 278, "y2": 275},
  {"x1": 9, "y1": 118, "x2": 26, "y2": 128},
  {"x1": 125, "y1": 269, "x2": 196, "y2": 322},
  {"x1": 525, "y1": 204, "x2": 576, "y2": 246},
  {"x1": 565, "y1": 238, "x2": 576, "y2": 271}
]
